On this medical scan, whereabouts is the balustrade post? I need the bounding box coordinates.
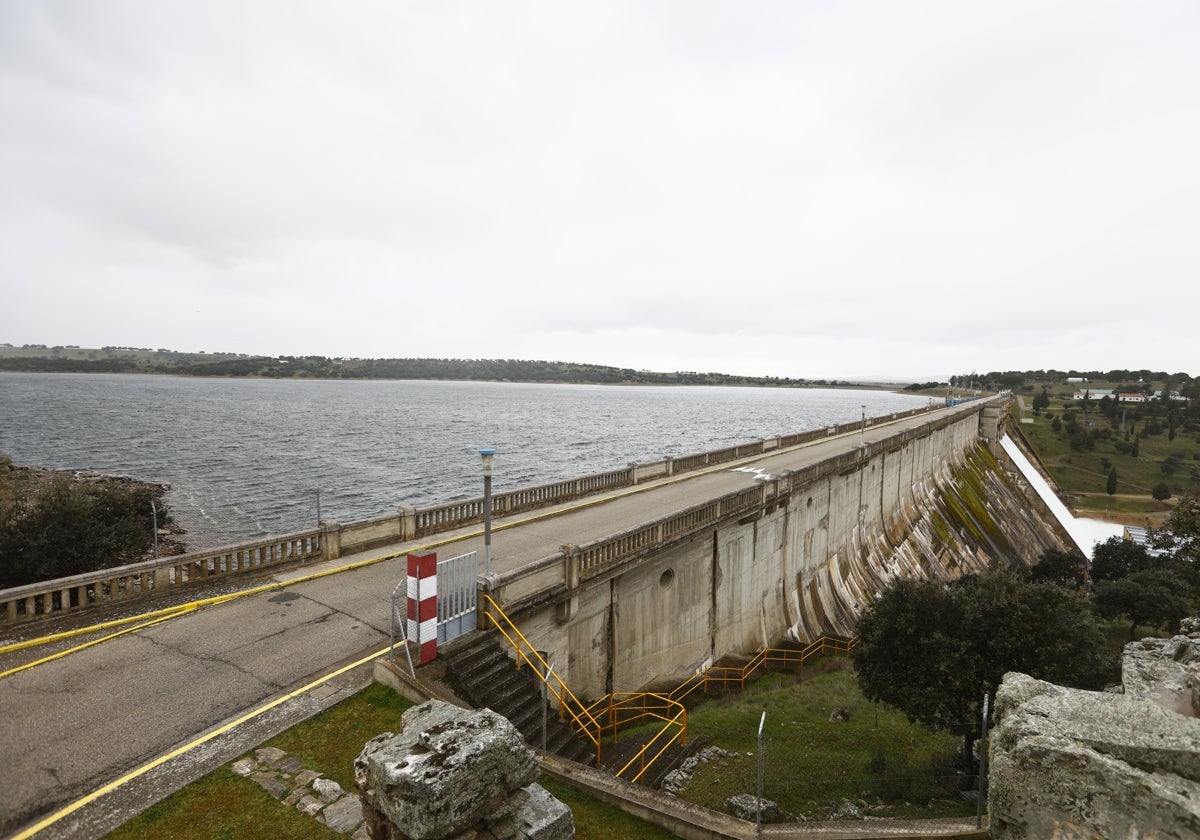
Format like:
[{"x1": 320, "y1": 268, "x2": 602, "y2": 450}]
[
  {"x1": 397, "y1": 504, "x2": 417, "y2": 542},
  {"x1": 321, "y1": 520, "x2": 342, "y2": 562},
  {"x1": 557, "y1": 544, "x2": 580, "y2": 624}
]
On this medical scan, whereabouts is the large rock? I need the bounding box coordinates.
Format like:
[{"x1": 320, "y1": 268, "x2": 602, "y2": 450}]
[
  {"x1": 989, "y1": 673, "x2": 1200, "y2": 839},
  {"x1": 1122, "y1": 631, "x2": 1200, "y2": 718},
  {"x1": 724, "y1": 793, "x2": 781, "y2": 823},
  {"x1": 355, "y1": 700, "x2": 541, "y2": 839}
]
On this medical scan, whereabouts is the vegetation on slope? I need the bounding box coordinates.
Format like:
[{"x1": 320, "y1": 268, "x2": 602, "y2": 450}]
[
  {"x1": 0, "y1": 454, "x2": 177, "y2": 588},
  {"x1": 0, "y1": 343, "x2": 857, "y2": 386}
]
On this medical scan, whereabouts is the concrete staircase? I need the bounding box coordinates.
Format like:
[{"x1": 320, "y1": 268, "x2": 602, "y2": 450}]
[{"x1": 441, "y1": 632, "x2": 596, "y2": 767}]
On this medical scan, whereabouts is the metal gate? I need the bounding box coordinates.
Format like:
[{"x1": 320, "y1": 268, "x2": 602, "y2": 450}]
[
  {"x1": 436, "y1": 550, "x2": 478, "y2": 644},
  {"x1": 389, "y1": 550, "x2": 479, "y2": 672}
]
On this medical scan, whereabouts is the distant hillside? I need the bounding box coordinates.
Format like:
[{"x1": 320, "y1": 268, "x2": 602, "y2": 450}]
[{"x1": 0, "y1": 344, "x2": 856, "y2": 387}]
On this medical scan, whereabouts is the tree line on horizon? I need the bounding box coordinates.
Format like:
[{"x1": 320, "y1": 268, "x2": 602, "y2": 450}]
[{"x1": 0, "y1": 346, "x2": 862, "y2": 387}]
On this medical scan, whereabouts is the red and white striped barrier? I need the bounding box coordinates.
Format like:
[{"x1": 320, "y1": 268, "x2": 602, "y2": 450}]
[{"x1": 406, "y1": 551, "x2": 438, "y2": 664}]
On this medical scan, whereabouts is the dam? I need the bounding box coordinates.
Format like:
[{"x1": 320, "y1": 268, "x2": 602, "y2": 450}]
[{"x1": 0, "y1": 394, "x2": 1068, "y2": 837}]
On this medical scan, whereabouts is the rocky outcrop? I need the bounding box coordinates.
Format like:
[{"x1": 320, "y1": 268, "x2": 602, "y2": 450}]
[
  {"x1": 354, "y1": 700, "x2": 574, "y2": 840},
  {"x1": 724, "y1": 794, "x2": 780, "y2": 823},
  {"x1": 989, "y1": 673, "x2": 1200, "y2": 839},
  {"x1": 1121, "y1": 620, "x2": 1200, "y2": 718}
]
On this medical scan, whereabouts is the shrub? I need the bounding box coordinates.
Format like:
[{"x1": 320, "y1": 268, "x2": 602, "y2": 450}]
[{"x1": 0, "y1": 477, "x2": 169, "y2": 587}]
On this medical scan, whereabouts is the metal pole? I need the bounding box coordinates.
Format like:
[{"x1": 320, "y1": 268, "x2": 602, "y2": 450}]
[
  {"x1": 316, "y1": 489, "x2": 321, "y2": 525},
  {"x1": 860, "y1": 405, "x2": 866, "y2": 447},
  {"x1": 484, "y1": 473, "x2": 492, "y2": 574},
  {"x1": 756, "y1": 711, "x2": 766, "y2": 835},
  {"x1": 480, "y1": 449, "x2": 495, "y2": 575},
  {"x1": 150, "y1": 500, "x2": 159, "y2": 558},
  {"x1": 977, "y1": 692, "x2": 990, "y2": 829},
  {"x1": 543, "y1": 664, "x2": 553, "y2": 754}
]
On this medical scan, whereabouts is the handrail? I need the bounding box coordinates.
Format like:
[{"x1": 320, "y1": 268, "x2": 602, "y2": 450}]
[
  {"x1": 668, "y1": 636, "x2": 859, "y2": 702},
  {"x1": 480, "y1": 594, "x2": 604, "y2": 762},
  {"x1": 483, "y1": 587, "x2": 859, "y2": 786},
  {"x1": 591, "y1": 693, "x2": 688, "y2": 783}
]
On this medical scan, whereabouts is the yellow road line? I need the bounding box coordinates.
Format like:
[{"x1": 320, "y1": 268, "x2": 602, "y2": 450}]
[
  {"x1": 0, "y1": 612, "x2": 185, "y2": 680},
  {"x1": 10, "y1": 644, "x2": 390, "y2": 840}
]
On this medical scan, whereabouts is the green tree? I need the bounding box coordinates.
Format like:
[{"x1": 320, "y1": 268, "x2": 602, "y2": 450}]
[
  {"x1": 1106, "y1": 467, "x2": 1118, "y2": 496},
  {"x1": 0, "y1": 477, "x2": 168, "y2": 587},
  {"x1": 852, "y1": 573, "x2": 1111, "y2": 756},
  {"x1": 1152, "y1": 482, "x2": 1172, "y2": 501},
  {"x1": 1028, "y1": 547, "x2": 1087, "y2": 589},
  {"x1": 1093, "y1": 570, "x2": 1191, "y2": 639},
  {"x1": 1090, "y1": 536, "x2": 1155, "y2": 582}
]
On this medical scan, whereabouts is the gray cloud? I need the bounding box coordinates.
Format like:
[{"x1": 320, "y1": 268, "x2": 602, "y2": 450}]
[{"x1": 2, "y1": 2, "x2": 1197, "y2": 379}]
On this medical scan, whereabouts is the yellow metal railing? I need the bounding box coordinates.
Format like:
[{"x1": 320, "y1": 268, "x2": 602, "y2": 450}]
[
  {"x1": 669, "y1": 636, "x2": 859, "y2": 702},
  {"x1": 481, "y1": 593, "x2": 855, "y2": 784},
  {"x1": 481, "y1": 594, "x2": 604, "y2": 761},
  {"x1": 587, "y1": 692, "x2": 688, "y2": 783}
]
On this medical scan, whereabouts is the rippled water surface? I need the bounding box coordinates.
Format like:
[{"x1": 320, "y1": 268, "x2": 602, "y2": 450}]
[{"x1": 0, "y1": 373, "x2": 933, "y2": 550}]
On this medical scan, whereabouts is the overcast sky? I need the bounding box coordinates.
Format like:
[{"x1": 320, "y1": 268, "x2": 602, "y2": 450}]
[{"x1": 2, "y1": 2, "x2": 1197, "y2": 380}]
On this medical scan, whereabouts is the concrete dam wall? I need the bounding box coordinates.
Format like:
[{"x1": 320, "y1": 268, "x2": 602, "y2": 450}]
[{"x1": 510, "y1": 409, "x2": 1068, "y2": 700}]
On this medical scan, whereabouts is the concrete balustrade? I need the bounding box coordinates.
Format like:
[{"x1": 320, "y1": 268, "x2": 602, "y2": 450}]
[
  {"x1": 1, "y1": 529, "x2": 324, "y2": 625},
  {"x1": 482, "y1": 404, "x2": 978, "y2": 620},
  {"x1": 0, "y1": 401, "x2": 945, "y2": 628}
]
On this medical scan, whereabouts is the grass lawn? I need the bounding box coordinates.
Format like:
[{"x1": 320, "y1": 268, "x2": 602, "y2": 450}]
[
  {"x1": 105, "y1": 682, "x2": 680, "y2": 840},
  {"x1": 1015, "y1": 393, "x2": 1199, "y2": 524},
  {"x1": 104, "y1": 682, "x2": 411, "y2": 840},
  {"x1": 676, "y1": 660, "x2": 975, "y2": 822},
  {"x1": 105, "y1": 769, "x2": 340, "y2": 840}
]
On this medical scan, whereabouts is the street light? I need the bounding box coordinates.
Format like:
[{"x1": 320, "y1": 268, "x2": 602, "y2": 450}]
[
  {"x1": 480, "y1": 449, "x2": 496, "y2": 574},
  {"x1": 860, "y1": 405, "x2": 866, "y2": 447}
]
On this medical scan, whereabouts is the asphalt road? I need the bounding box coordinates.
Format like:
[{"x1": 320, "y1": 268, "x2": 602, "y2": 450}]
[{"x1": 0, "y1": 400, "x2": 981, "y2": 839}]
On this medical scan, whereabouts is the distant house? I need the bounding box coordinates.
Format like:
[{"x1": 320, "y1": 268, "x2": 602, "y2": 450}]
[
  {"x1": 1118, "y1": 392, "x2": 1147, "y2": 403},
  {"x1": 1072, "y1": 389, "x2": 1114, "y2": 400},
  {"x1": 1067, "y1": 377, "x2": 1088, "y2": 383}
]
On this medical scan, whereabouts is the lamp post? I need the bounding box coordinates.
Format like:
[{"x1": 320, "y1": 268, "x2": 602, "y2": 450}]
[
  {"x1": 480, "y1": 449, "x2": 496, "y2": 574},
  {"x1": 860, "y1": 405, "x2": 866, "y2": 447}
]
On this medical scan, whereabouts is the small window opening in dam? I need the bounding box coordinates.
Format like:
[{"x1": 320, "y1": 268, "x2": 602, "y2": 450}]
[{"x1": 660, "y1": 569, "x2": 674, "y2": 589}]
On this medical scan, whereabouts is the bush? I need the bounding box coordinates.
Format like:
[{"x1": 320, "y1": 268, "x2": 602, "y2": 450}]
[
  {"x1": 1152, "y1": 482, "x2": 1173, "y2": 501},
  {"x1": 0, "y1": 477, "x2": 169, "y2": 587}
]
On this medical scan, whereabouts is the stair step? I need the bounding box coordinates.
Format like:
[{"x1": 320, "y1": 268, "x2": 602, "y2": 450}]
[{"x1": 439, "y1": 630, "x2": 596, "y2": 767}]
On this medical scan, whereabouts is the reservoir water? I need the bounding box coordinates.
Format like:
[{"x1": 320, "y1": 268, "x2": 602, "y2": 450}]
[{"x1": 0, "y1": 373, "x2": 933, "y2": 552}]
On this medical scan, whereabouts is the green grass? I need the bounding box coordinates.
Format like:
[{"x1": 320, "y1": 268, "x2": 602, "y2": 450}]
[
  {"x1": 104, "y1": 683, "x2": 410, "y2": 840},
  {"x1": 104, "y1": 682, "x2": 678, "y2": 840},
  {"x1": 263, "y1": 682, "x2": 410, "y2": 790},
  {"x1": 105, "y1": 768, "x2": 340, "y2": 840},
  {"x1": 1015, "y1": 395, "x2": 1199, "y2": 522},
  {"x1": 676, "y1": 661, "x2": 975, "y2": 822},
  {"x1": 539, "y1": 776, "x2": 681, "y2": 839}
]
